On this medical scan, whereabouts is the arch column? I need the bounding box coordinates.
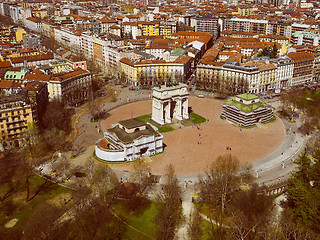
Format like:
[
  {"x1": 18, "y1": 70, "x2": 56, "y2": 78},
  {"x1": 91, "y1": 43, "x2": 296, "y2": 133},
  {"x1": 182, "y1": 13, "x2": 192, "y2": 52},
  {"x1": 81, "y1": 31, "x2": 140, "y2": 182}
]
[
  {"x1": 182, "y1": 98, "x2": 189, "y2": 119},
  {"x1": 175, "y1": 98, "x2": 183, "y2": 121},
  {"x1": 165, "y1": 101, "x2": 172, "y2": 124}
]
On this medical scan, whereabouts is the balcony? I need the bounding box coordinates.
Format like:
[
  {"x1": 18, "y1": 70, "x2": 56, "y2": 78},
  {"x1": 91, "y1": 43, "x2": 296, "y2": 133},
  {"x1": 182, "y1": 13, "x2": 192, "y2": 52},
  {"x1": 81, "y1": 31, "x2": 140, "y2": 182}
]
[
  {"x1": 7, "y1": 124, "x2": 26, "y2": 131},
  {"x1": 7, "y1": 118, "x2": 24, "y2": 124}
]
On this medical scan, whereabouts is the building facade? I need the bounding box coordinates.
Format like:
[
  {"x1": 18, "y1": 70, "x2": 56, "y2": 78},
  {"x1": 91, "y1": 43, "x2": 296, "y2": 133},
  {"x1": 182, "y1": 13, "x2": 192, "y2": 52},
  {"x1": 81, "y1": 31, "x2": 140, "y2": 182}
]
[
  {"x1": 95, "y1": 118, "x2": 163, "y2": 162},
  {"x1": 221, "y1": 93, "x2": 274, "y2": 127}
]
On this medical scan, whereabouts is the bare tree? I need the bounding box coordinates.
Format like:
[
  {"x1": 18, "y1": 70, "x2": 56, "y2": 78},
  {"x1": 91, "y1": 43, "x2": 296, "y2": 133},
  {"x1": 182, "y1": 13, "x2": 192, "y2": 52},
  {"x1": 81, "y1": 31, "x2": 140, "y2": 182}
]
[
  {"x1": 198, "y1": 154, "x2": 240, "y2": 239},
  {"x1": 128, "y1": 160, "x2": 155, "y2": 211},
  {"x1": 90, "y1": 164, "x2": 120, "y2": 207},
  {"x1": 228, "y1": 184, "x2": 275, "y2": 240},
  {"x1": 187, "y1": 207, "x2": 203, "y2": 240},
  {"x1": 22, "y1": 203, "x2": 65, "y2": 240},
  {"x1": 155, "y1": 164, "x2": 183, "y2": 240}
]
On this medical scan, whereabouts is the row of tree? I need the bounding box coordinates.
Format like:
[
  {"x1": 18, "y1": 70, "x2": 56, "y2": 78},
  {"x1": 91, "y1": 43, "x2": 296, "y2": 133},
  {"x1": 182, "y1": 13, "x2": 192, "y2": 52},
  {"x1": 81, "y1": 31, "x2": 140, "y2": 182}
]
[{"x1": 2, "y1": 147, "x2": 320, "y2": 239}]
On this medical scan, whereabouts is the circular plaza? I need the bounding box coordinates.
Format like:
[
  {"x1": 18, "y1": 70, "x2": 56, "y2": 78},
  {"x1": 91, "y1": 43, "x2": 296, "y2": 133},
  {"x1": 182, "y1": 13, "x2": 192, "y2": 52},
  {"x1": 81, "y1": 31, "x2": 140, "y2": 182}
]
[{"x1": 100, "y1": 96, "x2": 285, "y2": 175}]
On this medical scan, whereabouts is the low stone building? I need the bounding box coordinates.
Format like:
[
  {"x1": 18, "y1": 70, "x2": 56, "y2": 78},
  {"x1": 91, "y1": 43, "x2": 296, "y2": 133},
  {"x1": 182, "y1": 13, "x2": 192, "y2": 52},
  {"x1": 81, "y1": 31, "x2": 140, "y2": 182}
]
[
  {"x1": 95, "y1": 118, "x2": 163, "y2": 162},
  {"x1": 221, "y1": 93, "x2": 273, "y2": 127}
]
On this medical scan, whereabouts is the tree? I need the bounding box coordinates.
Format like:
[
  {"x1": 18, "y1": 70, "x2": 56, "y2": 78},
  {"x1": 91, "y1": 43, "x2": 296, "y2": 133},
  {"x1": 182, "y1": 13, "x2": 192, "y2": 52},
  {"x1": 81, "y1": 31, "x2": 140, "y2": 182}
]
[
  {"x1": 283, "y1": 151, "x2": 320, "y2": 235},
  {"x1": 270, "y1": 43, "x2": 278, "y2": 59},
  {"x1": 22, "y1": 203, "x2": 65, "y2": 240},
  {"x1": 187, "y1": 207, "x2": 203, "y2": 240},
  {"x1": 0, "y1": 152, "x2": 24, "y2": 203},
  {"x1": 67, "y1": 197, "x2": 126, "y2": 240},
  {"x1": 155, "y1": 164, "x2": 183, "y2": 240},
  {"x1": 90, "y1": 164, "x2": 120, "y2": 207},
  {"x1": 40, "y1": 100, "x2": 74, "y2": 134},
  {"x1": 257, "y1": 47, "x2": 269, "y2": 57},
  {"x1": 42, "y1": 128, "x2": 66, "y2": 153},
  {"x1": 199, "y1": 154, "x2": 240, "y2": 214},
  {"x1": 228, "y1": 184, "x2": 275, "y2": 240},
  {"x1": 198, "y1": 154, "x2": 240, "y2": 239},
  {"x1": 129, "y1": 160, "x2": 154, "y2": 211}
]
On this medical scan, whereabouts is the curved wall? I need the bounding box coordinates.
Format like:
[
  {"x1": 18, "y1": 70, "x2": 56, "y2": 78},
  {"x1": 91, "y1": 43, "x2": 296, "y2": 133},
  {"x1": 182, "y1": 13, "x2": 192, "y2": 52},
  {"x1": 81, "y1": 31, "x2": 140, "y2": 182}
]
[{"x1": 95, "y1": 144, "x2": 126, "y2": 162}]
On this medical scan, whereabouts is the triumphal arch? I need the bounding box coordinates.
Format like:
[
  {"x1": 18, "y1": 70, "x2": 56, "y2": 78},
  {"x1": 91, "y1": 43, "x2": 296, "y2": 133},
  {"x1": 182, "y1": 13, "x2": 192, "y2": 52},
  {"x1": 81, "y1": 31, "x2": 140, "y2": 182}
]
[{"x1": 152, "y1": 83, "x2": 189, "y2": 125}]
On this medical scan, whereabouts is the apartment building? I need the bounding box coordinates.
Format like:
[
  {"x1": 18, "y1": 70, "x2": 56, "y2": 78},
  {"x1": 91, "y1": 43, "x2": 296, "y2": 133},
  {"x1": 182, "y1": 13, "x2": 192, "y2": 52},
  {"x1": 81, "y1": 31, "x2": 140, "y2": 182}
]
[
  {"x1": 0, "y1": 93, "x2": 37, "y2": 151},
  {"x1": 266, "y1": 20, "x2": 292, "y2": 39},
  {"x1": 54, "y1": 26, "x2": 81, "y2": 52},
  {"x1": 270, "y1": 56, "x2": 294, "y2": 90},
  {"x1": 223, "y1": 18, "x2": 268, "y2": 34},
  {"x1": 291, "y1": 31, "x2": 320, "y2": 47},
  {"x1": 120, "y1": 56, "x2": 192, "y2": 86},
  {"x1": 99, "y1": 18, "x2": 118, "y2": 33},
  {"x1": 137, "y1": 21, "x2": 160, "y2": 37},
  {"x1": 0, "y1": 26, "x2": 16, "y2": 42},
  {"x1": 49, "y1": 69, "x2": 92, "y2": 105},
  {"x1": 24, "y1": 17, "x2": 42, "y2": 33},
  {"x1": 23, "y1": 34, "x2": 42, "y2": 48},
  {"x1": 123, "y1": 22, "x2": 138, "y2": 39},
  {"x1": 190, "y1": 16, "x2": 219, "y2": 38},
  {"x1": 10, "y1": 52, "x2": 54, "y2": 67},
  {"x1": 220, "y1": 63, "x2": 260, "y2": 94},
  {"x1": 287, "y1": 51, "x2": 314, "y2": 86}
]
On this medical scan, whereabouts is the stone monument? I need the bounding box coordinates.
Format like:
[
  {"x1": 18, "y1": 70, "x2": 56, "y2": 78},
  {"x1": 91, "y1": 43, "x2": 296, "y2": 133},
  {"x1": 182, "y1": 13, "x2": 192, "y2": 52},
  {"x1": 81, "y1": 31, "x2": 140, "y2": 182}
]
[{"x1": 152, "y1": 83, "x2": 189, "y2": 125}]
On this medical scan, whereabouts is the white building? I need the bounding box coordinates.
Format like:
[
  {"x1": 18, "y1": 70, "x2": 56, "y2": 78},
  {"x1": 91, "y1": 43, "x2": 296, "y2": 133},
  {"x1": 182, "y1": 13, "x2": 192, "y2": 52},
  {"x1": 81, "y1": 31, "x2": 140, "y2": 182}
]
[
  {"x1": 152, "y1": 83, "x2": 189, "y2": 125},
  {"x1": 24, "y1": 17, "x2": 42, "y2": 33},
  {"x1": 54, "y1": 26, "x2": 81, "y2": 52},
  {"x1": 270, "y1": 56, "x2": 294, "y2": 90},
  {"x1": 95, "y1": 118, "x2": 163, "y2": 162}
]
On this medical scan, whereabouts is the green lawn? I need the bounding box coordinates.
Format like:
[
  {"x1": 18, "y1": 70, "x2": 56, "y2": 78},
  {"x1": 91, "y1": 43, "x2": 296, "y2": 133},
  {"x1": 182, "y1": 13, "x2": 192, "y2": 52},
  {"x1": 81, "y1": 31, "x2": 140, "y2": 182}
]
[
  {"x1": 136, "y1": 114, "x2": 152, "y2": 123},
  {"x1": 0, "y1": 175, "x2": 71, "y2": 237},
  {"x1": 113, "y1": 200, "x2": 157, "y2": 239},
  {"x1": 135, "y1": 113, "x2": 206, "y2": 132},
  {"x1": 90, "y1": 118, "x2": 99, "y2": 123},
  {"x1": 189, "y1": 112, "x2": 206, "y2": 125},
  {"x1": 158, "y1": 125, "x2": 174, "y2": 133}
]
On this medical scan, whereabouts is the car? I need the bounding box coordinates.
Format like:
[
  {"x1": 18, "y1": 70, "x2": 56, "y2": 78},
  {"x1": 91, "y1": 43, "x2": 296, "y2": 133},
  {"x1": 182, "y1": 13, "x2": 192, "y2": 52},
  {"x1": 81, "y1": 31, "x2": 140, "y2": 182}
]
[{"x1": 197, "y1": 94, "x2": 204, "y2": 98}]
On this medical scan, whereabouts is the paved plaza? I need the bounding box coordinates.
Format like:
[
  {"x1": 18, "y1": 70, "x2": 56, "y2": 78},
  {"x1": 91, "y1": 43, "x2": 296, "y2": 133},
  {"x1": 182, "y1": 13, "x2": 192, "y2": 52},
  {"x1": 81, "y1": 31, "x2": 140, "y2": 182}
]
[{"x1": 100, "y1": 96, "x2": 285, "y2": 175}]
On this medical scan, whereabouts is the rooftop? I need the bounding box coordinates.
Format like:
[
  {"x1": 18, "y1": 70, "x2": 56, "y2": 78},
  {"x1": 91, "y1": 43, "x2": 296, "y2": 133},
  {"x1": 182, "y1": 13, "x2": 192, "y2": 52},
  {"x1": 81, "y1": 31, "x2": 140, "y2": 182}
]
[
  {"x1": 119, "y1": 118, "x2": 145, "y2": 129},
  {"x1": 108, "y1": 123, "x2": 159, "y2": 144},
  {"x1": 224, "y1": 94, "x2": 270, "y2": 112}
]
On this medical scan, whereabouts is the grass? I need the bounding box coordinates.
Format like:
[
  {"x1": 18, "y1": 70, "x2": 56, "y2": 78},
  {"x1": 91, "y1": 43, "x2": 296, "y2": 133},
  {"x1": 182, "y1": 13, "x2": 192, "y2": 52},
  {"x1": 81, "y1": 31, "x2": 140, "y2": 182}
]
[
  {"x1": 158, "y1": 125, "x2": 174, "y2": 133},
  {"x1": 90, "y1": 118, "x2": 99, "y2": 123},
  {"x1": 0, "y1": 175, "x2": 71, "y2": 237},
  {"x1": 136, "y1": 114, "x2": 152, "y2": 123},
  {"x1": 136, "y1": 113, "x2": 174, "y2": 133},
  {"x1": 264, "y1": 115, "x2": 277, "y2": 124},
  {"x1": 113, "y1": 200, "x2": 157, "y2": 239},
  {"x1": 151, "y1": 150, "x2": 164, "y2": 157},
  {"x1": 189, "y1": 112, "x2": 206, "y2": 125}
]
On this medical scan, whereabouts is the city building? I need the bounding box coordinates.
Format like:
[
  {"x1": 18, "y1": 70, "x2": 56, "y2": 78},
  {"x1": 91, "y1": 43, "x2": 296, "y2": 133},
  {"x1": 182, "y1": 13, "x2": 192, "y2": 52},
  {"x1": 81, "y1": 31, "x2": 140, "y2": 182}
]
[
  {"x1": 120, "y1": 55, "x2": 192, "y2": 86},
  {"x1": 23, "y1": 33, "x2": 42, "y2": 48},
  {"x1": 0, "y1": 92, "x2": 37, "y2": 151},
  {"x1": 221, "y1": 93, "x2": 274, "y2": 127},
  {"x1": 95, "y1": 118, "x2": 163, "y2": 162},
  {"x1": 191, "y1": 16, "x2": 219, "y2": 38},
  {"x1": 287, "y1": 51, "x2": 314, "y2": 86}
]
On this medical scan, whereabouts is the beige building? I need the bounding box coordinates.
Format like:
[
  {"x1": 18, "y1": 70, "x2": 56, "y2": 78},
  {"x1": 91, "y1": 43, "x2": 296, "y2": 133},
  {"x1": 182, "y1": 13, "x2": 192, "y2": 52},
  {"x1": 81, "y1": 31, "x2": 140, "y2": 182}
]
[
  {"x1": 0, "y1": 93, "x2": 36, "y2": 151},
  {"x1": 120, "y1": 56, "x2": 191, "y2": 86}
]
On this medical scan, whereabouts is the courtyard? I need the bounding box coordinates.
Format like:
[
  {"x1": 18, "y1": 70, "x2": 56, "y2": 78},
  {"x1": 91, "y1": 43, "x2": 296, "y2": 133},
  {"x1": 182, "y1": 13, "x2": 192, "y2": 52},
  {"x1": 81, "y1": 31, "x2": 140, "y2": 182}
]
[{"x1": 100, "y1": 96, "x2": 285, "y2": 175}]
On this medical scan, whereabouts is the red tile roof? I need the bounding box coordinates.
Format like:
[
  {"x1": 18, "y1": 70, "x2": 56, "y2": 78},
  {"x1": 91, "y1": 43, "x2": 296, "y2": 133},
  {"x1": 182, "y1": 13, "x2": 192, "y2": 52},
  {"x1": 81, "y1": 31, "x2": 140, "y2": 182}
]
[{"x1": 0, "y1": 61, "x2": 12, "y2": 69}]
